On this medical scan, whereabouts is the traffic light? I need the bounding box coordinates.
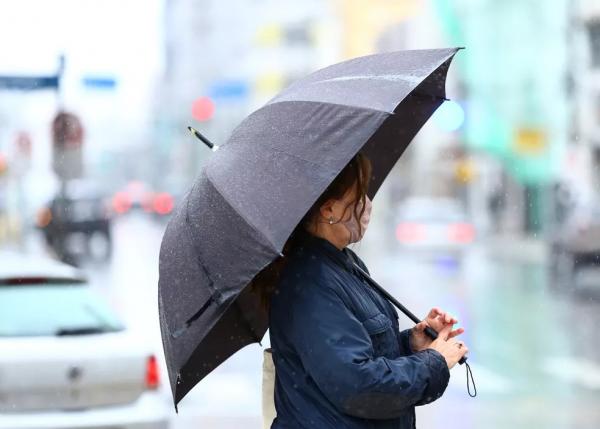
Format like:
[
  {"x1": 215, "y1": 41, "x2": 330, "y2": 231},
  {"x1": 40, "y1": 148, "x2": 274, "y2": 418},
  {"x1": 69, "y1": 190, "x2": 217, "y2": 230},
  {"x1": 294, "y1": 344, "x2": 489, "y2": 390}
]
[
  {"x1": 191, "y1": 97, "x2": 215, "y2": 122},
  {"x1": 52, "y1": 111, "x2": 83, "y2": 149}
]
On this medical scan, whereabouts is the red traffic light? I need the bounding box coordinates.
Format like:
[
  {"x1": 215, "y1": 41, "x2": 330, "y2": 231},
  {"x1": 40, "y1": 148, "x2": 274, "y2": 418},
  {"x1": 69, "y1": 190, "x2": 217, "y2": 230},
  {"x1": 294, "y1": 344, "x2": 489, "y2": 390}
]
[{"x1": 191, "y1": 97, "x2": 215, "y2": 122}]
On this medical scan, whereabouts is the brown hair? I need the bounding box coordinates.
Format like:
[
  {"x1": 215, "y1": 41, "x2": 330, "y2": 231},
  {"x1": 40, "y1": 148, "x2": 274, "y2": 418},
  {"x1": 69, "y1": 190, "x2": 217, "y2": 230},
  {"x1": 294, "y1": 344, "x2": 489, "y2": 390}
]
[{"x1": 250, "y1": 152, "x2": 372, "y2": 311}]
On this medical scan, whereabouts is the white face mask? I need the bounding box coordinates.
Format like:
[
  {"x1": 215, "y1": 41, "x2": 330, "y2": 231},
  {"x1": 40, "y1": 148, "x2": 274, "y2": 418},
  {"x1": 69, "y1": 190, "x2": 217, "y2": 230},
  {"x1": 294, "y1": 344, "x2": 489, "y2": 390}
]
[{"x1": 341, "y1": 196, "x2": 372, "y2": 245}]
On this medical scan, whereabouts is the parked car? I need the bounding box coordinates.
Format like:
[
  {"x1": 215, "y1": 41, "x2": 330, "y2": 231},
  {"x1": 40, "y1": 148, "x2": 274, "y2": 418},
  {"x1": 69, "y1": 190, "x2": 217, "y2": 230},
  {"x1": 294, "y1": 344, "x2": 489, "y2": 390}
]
[
  {"x1": 394, "y1": 197, "x2": 475, "y2": 259},
  {"x1": 549, "y1": 199, "x2": 600, "y2": 293},
  {"x1": 0, "y1": 251, "x2": 169, "y2": 429},
  {"x1": 36, "y1": 180, "x2": 112, "y2": 264}
]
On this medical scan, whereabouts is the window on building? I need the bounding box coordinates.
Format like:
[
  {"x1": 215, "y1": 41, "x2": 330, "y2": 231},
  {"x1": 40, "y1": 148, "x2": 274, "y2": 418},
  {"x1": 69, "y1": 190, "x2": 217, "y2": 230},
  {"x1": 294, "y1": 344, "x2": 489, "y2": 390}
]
[{"x1": 588, "y1": 21, "x2": 600, "y2": 68}]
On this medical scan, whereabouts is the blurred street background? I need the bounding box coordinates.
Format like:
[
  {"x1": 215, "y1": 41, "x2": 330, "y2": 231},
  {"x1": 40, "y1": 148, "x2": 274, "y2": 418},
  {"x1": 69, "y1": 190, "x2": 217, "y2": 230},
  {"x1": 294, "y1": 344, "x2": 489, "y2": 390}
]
[{"x1": 1, "y1": 0, "x2": 600, "y2": 428}]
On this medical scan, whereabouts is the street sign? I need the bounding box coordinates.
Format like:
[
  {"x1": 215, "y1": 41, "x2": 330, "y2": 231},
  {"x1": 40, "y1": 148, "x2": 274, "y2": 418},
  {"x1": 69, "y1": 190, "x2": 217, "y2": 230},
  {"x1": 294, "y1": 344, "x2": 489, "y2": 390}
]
[
  {"x1": 0, "y1": 75, "x2": 59, "y2": 90},
  {"x1": 455, "y1": 159, "x2": 476, "y2": 183},
  {"x1": 82, "y1": 76, "x2": 117, "y2": 90},
  {"x1": 207, "y1": 80, "x2": 249, "y2": 101},
  {"x1": 514, "y1": 128, "x2": 546, "y2": 155},
  {"x1": 255, "y1": 72, "x2": 285, "y2": 95}
]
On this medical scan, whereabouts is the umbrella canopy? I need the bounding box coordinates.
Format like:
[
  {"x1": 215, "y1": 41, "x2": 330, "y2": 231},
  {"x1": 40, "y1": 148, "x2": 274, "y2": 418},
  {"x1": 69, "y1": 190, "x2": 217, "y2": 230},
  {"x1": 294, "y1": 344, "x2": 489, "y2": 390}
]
[{"x1": 158, "y1": 48, "x2": 461, "y2": 408}]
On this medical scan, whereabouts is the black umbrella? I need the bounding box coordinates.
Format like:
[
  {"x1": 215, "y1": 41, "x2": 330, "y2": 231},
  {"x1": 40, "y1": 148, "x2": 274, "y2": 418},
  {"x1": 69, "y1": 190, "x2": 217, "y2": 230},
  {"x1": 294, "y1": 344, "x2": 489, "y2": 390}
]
[{"x1": 158, "y1": 48, "x2": 462, "y2": 409}]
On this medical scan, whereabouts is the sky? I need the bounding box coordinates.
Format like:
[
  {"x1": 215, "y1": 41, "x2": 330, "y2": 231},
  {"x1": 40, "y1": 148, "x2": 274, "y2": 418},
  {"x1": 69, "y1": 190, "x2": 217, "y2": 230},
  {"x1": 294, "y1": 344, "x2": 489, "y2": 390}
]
[
  {"x1": 0, "y1": 0, "x2": 163, "y2": 75},
  {"x1": 0, "y1": 0, "x2": 164, "y2": 127}
]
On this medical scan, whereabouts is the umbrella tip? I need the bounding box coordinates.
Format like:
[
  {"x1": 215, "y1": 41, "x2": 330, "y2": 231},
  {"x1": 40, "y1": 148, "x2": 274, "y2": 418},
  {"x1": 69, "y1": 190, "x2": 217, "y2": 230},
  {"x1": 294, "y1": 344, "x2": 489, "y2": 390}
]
[{"x1": 188, "y1": 126, "x2": 220, "y2": 151}]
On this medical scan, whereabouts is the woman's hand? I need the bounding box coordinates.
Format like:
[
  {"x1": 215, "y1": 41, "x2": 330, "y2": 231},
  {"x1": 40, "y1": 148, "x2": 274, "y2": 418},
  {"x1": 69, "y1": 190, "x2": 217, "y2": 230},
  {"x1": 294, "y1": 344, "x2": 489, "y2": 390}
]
[
  {"x1": 410, "y1": 307, "x2": 464, "y2": 352},
  {"x1": 427, "y1": 323, "x2": 469, "y2": 369}
]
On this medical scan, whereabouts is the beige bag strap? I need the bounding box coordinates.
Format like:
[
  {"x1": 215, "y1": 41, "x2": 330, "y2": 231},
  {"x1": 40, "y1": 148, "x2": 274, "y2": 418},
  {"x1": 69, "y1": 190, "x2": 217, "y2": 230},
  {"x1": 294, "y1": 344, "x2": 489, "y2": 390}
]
[{"x1": 262, "y1": 348, "x2": 276, "y2": 429}]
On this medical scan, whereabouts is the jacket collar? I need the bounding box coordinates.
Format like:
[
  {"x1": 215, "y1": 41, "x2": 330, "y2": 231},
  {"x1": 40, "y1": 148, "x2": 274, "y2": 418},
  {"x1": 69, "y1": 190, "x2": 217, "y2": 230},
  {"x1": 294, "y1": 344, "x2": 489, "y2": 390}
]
[{"x1": 300, "y1": 233, "x2": 355, "y2": 272}]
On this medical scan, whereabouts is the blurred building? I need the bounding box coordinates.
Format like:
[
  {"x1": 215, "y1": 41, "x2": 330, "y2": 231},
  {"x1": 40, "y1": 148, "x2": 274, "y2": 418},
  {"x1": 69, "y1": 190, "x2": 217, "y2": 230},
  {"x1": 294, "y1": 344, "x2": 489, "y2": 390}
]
[
  {"x1": 154, "y1": 0, "x2": 340, "y2": 188},
  {"x1": 435, "y1": 0, "x2": 573, "y2": 235},
  {"x1": 570, "y1": 0, "x2": 600, "y2": 200},
  {"x1": 155, "y1": 0, "x2": 487, "y2": 243}
]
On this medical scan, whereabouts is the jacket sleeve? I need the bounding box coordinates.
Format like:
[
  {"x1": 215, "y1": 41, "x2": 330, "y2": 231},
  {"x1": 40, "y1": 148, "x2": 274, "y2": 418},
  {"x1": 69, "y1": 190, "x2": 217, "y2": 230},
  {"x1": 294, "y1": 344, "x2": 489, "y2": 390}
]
[
  {"x1": 290, "y1": 277, "x2": 450, "y2": 420},
  {"x1": 398, "y1": 328, "x2": 414, "y2": 356}
]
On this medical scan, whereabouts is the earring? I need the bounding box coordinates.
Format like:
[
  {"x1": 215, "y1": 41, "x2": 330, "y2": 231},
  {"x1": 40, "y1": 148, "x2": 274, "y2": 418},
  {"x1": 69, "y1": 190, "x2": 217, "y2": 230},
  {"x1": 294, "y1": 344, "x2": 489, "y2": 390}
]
[{"x1": 329, "y1": 216, "x2": 334, "y2": 224}]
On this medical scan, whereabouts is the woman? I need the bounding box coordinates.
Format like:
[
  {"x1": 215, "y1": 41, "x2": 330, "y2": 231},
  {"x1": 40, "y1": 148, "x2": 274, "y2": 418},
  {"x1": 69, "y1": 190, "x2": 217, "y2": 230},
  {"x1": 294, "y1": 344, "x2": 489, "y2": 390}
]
[{"x1": 254, "y1": 152, "x2": 468, "y2": 428}]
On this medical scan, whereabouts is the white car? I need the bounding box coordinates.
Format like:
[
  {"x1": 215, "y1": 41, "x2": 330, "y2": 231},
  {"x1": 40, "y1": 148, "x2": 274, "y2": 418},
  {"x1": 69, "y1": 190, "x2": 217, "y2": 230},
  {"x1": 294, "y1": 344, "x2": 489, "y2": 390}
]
[
  {"x1": 0, "y1": 252, "x2": 170, "y2": 429},
  {"x1": 394, "y1": 197, "x2": 475, "y2": 257}
]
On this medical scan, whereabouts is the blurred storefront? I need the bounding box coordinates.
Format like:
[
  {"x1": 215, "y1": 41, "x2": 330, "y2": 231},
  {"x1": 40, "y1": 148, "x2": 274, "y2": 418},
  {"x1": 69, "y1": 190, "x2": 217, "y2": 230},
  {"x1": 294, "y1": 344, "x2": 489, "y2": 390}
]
[{"x1": 434, "y1": 0, "x2": 573, "y2": 236}]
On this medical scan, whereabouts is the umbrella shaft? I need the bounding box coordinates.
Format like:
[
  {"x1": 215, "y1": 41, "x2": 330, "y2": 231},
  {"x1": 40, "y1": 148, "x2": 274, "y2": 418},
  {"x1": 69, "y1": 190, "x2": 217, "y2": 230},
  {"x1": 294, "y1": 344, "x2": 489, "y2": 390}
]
[
  {"x1": 351, "y1": 262, "x2": 466, "y2": 365},
  {"x1": 351, "y1": 262, "x2": 421, "y2": 324}
]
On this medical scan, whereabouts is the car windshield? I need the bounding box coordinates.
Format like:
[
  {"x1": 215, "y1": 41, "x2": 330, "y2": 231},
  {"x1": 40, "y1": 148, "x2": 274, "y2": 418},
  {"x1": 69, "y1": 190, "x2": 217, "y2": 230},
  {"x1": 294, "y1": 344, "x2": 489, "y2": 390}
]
[{"x1": 0, "y1": 284, "x2": 124, "y2": 337}]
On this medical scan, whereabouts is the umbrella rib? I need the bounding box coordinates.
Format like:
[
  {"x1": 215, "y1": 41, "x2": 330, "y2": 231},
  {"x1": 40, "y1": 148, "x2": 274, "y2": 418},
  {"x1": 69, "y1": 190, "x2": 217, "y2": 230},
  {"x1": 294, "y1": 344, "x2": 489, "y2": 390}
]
[
  {"x1": 266, "y1": 143, "x2": 329, "y2": 169},
  {"x1": 184, "y1": 181, "x2": 219, "y2": 296},
  {"x1": 266, "y1": 98, "x2": 394, "y2": 115},
  {"x1": 204, "y1": 169, "x2": 281, "y2": 255},
  {"x1": 171, "y1": 296, "x2": 215, "y2": 338},
  {"x1": 311, "y1": 73, "x2": 426, "y2": 85},
  {"x1": 265, "y1": 92, "x2": 447, "y2": 117}
]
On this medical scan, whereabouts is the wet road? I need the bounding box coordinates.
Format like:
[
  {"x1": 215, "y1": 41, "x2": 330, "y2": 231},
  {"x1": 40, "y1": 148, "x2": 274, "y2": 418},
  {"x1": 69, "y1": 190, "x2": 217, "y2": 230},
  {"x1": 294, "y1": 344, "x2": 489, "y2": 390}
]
[
  {"x1": 81, "y1": 214, "x2": 600, "y2": 429},
  {"x1": 363, "y1": 236, "x2": 600, "y2": 429}
]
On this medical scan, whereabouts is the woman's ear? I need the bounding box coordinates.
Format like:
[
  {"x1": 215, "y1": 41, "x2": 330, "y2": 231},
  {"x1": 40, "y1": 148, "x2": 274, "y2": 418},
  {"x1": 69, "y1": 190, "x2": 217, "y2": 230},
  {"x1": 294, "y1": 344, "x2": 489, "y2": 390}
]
[{"x1": 319, "y1": 199, "x2": 336, "y2": 221}]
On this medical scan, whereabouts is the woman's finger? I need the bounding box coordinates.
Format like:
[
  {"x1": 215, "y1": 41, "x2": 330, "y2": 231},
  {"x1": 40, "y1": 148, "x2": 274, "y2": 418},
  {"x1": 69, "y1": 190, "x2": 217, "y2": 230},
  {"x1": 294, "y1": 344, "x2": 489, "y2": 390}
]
[
  {"x1": 427, "y1": 308, "x2": 442, "y2": 320},
  {"x1": 438, "y1": 311, "x2": 457, "y2": 325},
  {"x1": 414, "y1": 321, "x2": 427, "y2": 332},
  {"x1": 447, "y1": 328, "x2": 464, "y2": 339},
  {"x1": 438, "y1": 322, "x2": 453, "y2": 340}
]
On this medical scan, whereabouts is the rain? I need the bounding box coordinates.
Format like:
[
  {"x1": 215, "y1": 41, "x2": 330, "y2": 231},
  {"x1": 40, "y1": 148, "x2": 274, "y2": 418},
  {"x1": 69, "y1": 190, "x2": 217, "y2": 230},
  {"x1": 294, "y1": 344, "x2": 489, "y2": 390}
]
[{"x1": 1, "y1": 0, "x2": 599, "y2": 428}]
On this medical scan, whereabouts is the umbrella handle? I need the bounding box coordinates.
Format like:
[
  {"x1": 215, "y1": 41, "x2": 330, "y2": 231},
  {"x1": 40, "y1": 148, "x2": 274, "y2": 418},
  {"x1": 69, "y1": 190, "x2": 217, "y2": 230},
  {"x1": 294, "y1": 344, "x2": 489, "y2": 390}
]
[
  {"x1": 351, "y1": 262, "x2": 467, "y2": 365},
  {"x1": 424, "y1": 326, "x2": 467, "y2": 365}
]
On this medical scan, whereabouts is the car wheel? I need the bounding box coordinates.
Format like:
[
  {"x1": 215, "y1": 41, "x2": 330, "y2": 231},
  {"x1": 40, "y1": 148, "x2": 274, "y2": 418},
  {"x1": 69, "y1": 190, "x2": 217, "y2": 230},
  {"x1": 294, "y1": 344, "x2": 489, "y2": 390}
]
[{"x1": 88, "y1": 231, "x2": 112, "y2": 261}]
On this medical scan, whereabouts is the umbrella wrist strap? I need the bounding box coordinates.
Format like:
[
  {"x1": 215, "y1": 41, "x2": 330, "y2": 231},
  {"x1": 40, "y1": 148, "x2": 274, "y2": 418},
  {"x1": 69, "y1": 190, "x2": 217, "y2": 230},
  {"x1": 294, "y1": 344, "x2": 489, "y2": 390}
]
[{"x1": 465, "y1": 361, "x2": 477, "y2": 397}]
